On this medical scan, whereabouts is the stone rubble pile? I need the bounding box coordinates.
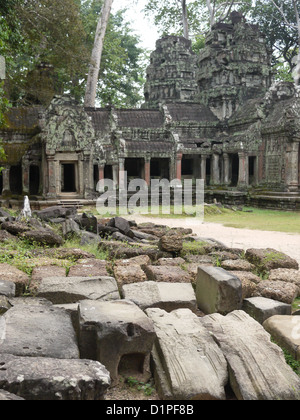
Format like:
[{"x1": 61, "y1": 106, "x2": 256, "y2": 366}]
[{"x1": 0, "y1": 205, "x2": 299, "y2": 400}]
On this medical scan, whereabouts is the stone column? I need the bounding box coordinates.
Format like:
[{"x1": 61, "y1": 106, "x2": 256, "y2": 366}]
[
  {"x1": 98, "y1": 162, "x2": 105, "y2": 183},
  {"x1": 144, "y1": 157, "x2": 151, "y2": 186},
  {"x1": 286, "y1": 142, "x2": 299, "y2": 192},
  {"x1": 46, "y1": 155, "x2": 56, "y2": 198},
  {"x1": 212, "y1": 153, "x2": 220, "y2": 185},
  {"x1": 22, "y1": 158, "x2": 30, "y2": 196},
  {"x1": 201, "y1": 155, "x2": 207, "y2": 184},
  {"x1": 238, "y1": 151, "x2": 248, "y2": 187},
  {"x1": 1, "y1": 166, "x2": 10, "y2": 196},
  {"x1": 112, "y1": 164, "x2": 119, "y2": 189},
  {"x1": 223, "y1": 153, "x2": 230, "y2": 185},
  {"x1": 119, "y1": 158, "x2": 126, "y2": 191},
  {"x1": 176, "y1": 153, "x2": 183, "y2": 181}
]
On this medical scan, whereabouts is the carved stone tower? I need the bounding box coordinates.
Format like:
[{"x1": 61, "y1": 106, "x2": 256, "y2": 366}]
[
  {"x1": 143, "y1": 36, "x2": 198, "y2": 108},
  {"x1": 197, "y1": 12, "x2": 273, "y2": 120}
]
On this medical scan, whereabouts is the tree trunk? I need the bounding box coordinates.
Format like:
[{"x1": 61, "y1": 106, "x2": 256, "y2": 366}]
[
  {"x1": 181, "y1": 0, "x2": 189, "y2": 39},
  {"x1": 84, "y1": 0, "x2": 114, "y2": 108}
]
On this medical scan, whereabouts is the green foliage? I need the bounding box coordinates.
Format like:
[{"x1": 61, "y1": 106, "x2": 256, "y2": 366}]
[{"x1": 125, "y1": 376, "x2": 156, "y2": 397}]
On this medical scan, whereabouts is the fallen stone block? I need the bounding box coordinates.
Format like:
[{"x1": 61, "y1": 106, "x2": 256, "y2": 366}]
[
  {"x1": 34, "y1": 206, "x2": 77, "y2": 221},
  {"x1": 0, "y1": 353, "x2": 110, "y2": 400},
  {"x1": 21, "y1": 229, "x2": 63, "y2": 247},
  {"x1": 263, "y1": 315, "x2": 300, "y2": 361},
  {"x1": 68, "y1": 259, "x2": 109, "y2": 277},
  {"x1": 0, "y1": 296, "x2": 11, "y2": 315},
  {"x1": 196, "y1": 266, "x2": 242, "y2": 315},
  {"x1": 242, "y1": 296, "x2": 292, "y2": 324},
  {"x1": 144, "y1": 265, "x2": 192, "y2": 283},
  {"x1": 0, "y1": 263, "x2": 30, "y2": 296},
  {"x1": 245, "y1": 248, "x2": 299, "y2": 272},
  {"x1": 0, "y1": 279, "x2": 15, "y2": 298},
  {"x1": 221, "y1": 259, "x2": 255, "y2": 272},
  {"x1": 0, "y1": 389, "x2": 25, "y2": 400},
  {"x1": 254, "y1": 280, "x2": 298, "y2": 304},
  {"x1": 30, "y1": 265, "x2": 67, "y2": 293},
  {"x1": 145, "y1": 308, "x2": 228, "y2": 400},
  {"x1": 202, "y1": 310, "x2": 300, "y2": 400},
  {"x1": 113, "y1": 264, "x2": 147, "y2": 287},
  {"x1": 0, "y1": 303, "x2": 79, "y2": 359},
  {"x1": 37, "y1": 276, "x2": 119, "y2": 304},
  {"x1": 269, "y1": 268, "x2": 300, "y2": 296},
  {"x1": 78, "y1": 299, "x2": 156, "y2": 385},
  {"x1": 122, "y1": 281, "x2": 197, "y2": 312}
]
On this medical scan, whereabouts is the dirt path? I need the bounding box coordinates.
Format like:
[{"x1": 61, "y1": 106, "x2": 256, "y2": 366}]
[{"x1": 126, "y1": 216, "x2": 300, "y2": 267}]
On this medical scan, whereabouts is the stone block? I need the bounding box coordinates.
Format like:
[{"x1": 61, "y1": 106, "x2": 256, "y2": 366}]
[
  {"x1": 37, "y1": 276, "x2": 119, "y2": 304},
  {"x1": 145, "y1": 308, "x2": 228, "y2": 400},
  {"x1": 0, "y1": 354, "x2": 110, "y2": 400},
  {"x1": 0, "y1": 263, "x2": 30, "y2": 296},
  {"x1": 196, "y1": 266, "x2": 242, "y2": 315},
  {"x1": 242, "y1": 296, "x2": 292, "y2": 324},
  {"x1": 68, "y1": 259, "x2": 109, "y2": 277},
  {"x1": 0, "y1": 279, "x2": 15, "y2": 298},
  {"x1": 268, "y1": 268, "x2": 300, "y2": 296},
  {"x1": 144, "y1": 265, "x2": 192, "y2": 283},
  {"x1": 245, "y1": 248, "x2": 299, "y2": 272},
  {"x1": 202, "y1": 310, "x2": 300, "y2": 400},
  {"x1": 78, "y1": 299, "x2": 156, "y2": 385},
  {"x1": 122, "y1": 281, "x2": 197, "y2": 312},
  {"x1": 0, "y1": 303, "x2": 79, "y2": 359},
  {"x1": 254, "y1": 280, "x2": 298, "y2": 304},
  {"x1": 263, "y1": 315, "x2": 300, "y2": 361},
  {"x1": 114, "y1": 264, "x2": 147, "y2": 287}
]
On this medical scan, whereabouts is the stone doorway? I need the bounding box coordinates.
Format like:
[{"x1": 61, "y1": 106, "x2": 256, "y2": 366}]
[
  {"x1": 29, "y1": 165, "x2": 40, "y2": 196},
  {"x1": 230, "y1": 154, "x2": 239, "y2": 187},
  {"x1": 61, "y1": 163, "x2": 77, "y2": 193}
]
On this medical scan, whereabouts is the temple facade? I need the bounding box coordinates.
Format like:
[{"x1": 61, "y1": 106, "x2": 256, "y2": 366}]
[{"x1": 1, "y1": 12, "x2": 300, "y2": 209}]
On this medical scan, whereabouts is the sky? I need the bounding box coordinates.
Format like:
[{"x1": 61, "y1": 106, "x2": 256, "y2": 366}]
[{"x1": 112, "y1": 0, "x2": 159, "y2": 51}]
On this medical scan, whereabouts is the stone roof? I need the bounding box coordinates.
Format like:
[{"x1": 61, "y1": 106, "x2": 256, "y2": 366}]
[
  {"x1": 166, "y1": 103, "x2": 219, "y2": 123},
  {"x1": 3, "y1": 107, "x2": 42, "y2": 134},
  {"x1": 115, "y1": 110, "x2": 164, "y2": 128},
  {"x1": 125, "y1": 141, "x2": 173, "y2": 153},
  {"x1": 85, "y1": 109, "x2": 111, "y2": 133}
]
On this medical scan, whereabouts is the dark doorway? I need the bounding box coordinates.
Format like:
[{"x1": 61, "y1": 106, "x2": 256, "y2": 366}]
[
  {"x1": 150, "y1": 158, "x2": 170, "y2": 179},
  {"x1": 182, "y1": 157, "x2": 194, "y2": 176},
  {"x1": 206, "y1": 157, "x2": 211, "y2": 185},
  {"x1": 125, "y1": 158, "x2": 144, "y2": 178},
  {"x1": 10, "y1": 165, "x2": 22, "y2": 195},
  {"x1": 104, "y1": 165, "x2": 113, "y2": 180},
  {"x1": 29, "y1": 165, "x2": 40, "y2": 195},
  {"x1": 62, "y1": 163, "x2": 76, "y2": 193},
  {"x1": 230, "y1": 154, "x2": 239, "y2": 187},
  {"x1": 249, "y1": 156, "x2": 256, "y2": 186}
]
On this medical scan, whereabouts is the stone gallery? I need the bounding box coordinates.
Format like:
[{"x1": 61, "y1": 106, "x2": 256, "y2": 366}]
[{"x1": 1, "y1": 12, "x2": 300, "y2": 208}]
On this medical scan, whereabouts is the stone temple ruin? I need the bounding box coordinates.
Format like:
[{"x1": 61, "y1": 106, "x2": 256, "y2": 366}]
[{"x1": 1, "y1": 12, "x2": 300, "y2": 209}]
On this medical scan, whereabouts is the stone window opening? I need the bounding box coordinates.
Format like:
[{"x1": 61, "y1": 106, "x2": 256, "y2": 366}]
[{"x1": 118, "y1": 353, "x2": 146, "y2": 378}]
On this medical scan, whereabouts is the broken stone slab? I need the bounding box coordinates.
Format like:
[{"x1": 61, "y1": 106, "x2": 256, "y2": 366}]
[
  {"x1": 196, "y1": 266, "x2": 242, "y2": 315},
  {"x1": 263, "y1": 315, "x2": 300, "y2": 361},
  {"x1": 30, "y1": 265, "x2": 67, "y2": 293},
  {"x1": 245, "y1": 248, "x2": 299, "y2": 272},
  {"x1": 233, "y1": 271, "x2": 260, "y2": 299},
  {"x1": 122, "y1": 281, "x2": 197, "y2": 312},
  {"x1": 254, "y1": 280, "x2": 298, "y2": 304},
  {"x1": 108, "y1": 216, "x2": 133, "y2": 237},
  {"x1": 157, "y1": 257, "x2": 186, "y2": 266},
  {"x1": 99, "y1": 240, "x2": 172, "y2": 261},
  {"x1": 78, "y1": 299, "x2": 156, "y2": 385},
  {"x1": 37, "y1": 276, "x2": 119, "y2": 304},
  {"x1": 61, "y1": 218, "x2": 81, "y2": 238},
  {"x1": 159, "y1": 231, "x2": 183, "y2": 253},
  {"x1": 0, "y1": 354, "x2": 110, "y2": 400},
  {"x1": 0, "y1": 279, "x2": 15, "y2": 298},
  {"x1": 21, "y1": 229, "x2": 63, "y2": 247},
  {"x1": 144, "y1": 265, "x2": 192, "y2": 283},
  {"x1": 145, "y1": 308, "x2": 228, "y2": 400},
  {"x1": 80, "y1": 231, "x2": 101, "y2": 246},
  {"x1": 68, "y1": 259, "x2": 109, "y2": 277},
  {"x1": 0, "y1": 263, "x2": 30, "y2": 296},
  {"x1": 0, "y1": 303, "x2": 79, "y2": 359},
  {"x1": 202, "y1": 310, "x2": 300, "y2": 400},
  {"x1": 242, "y1": 297, "x2": 292, "y2": 324}
]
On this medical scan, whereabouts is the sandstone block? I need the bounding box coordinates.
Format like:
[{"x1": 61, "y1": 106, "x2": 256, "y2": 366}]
[
  {"x1": 78, "y1": 299, "x2": 156, "y2": 385},
  {"x1": 122, "y1": 281, "x2": 197, "y2": 312},
  {"x1": 254, "y1": 280, "x2": 298, "y2": 304},
  {"x1": 263, "y1": 315, "x2": 300, "y2": 361},
  {"x1": 0, "y1": 353, "x2": 110, "y2": 400},
  {"x1": 145, "y1": 308, "x2": 228, "y2": 400},
  {"x1": 242, "y1": 296, "x2": 292, "y2": 324},
  {"x1": 37, "y1": 276, "x2": 119, "y2": 304},
  {"x1": 0, "y1": 263, "x2": 29, "y2": 295},
  {"x1": 144, "y1": 265, "x2": 192, "y2": 283},
  {"x1": 202, "y1": 310, "x2": 300, "y2": 400},
  {"x1": 245, "y1": 248, "x2": 299, "y2": 272},
  {"x1": 196, "y1": 266, "x2": 242, "y2": 315}
]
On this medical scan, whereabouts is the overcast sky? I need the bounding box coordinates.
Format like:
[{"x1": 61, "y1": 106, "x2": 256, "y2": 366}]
[{"x1": 112, "y1": 0, "x2": 159, "y2": 51}]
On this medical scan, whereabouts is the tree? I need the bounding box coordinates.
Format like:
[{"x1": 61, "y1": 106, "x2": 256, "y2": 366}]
[{"x1": 84, "y1": 0, "x2": 114, "y2": 107}]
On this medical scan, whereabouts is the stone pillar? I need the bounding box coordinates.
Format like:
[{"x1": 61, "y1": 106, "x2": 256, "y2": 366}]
[
  {"x1": 46, "y1": 155, "x2": 56, "y2": 198},
  {"x1": 238, "y1": 151, "x2": 248, "y2": 187},
  {"x1": 212, "y1": 153, "x2": 220, "y2": 185},
  {"x1": 144, "y1": 157, "x2": 151, "y2": 186},
  {"x1": 22, "y1": 158, "x2": 30, "y2": 196},
  {"x1": 1, "y1": 166, "x2": 10, "y2": 196},
  {"x1": 119, "y1": 158, "x2": 126, "y2": 191},
  {"x1": 98, "y1": 163, "x2": 105, "y2": 183},
  {"x1": 176, "y1": 153, "x2": 183, "y2": 181},
  {"x1": 286, "y1": 142, "x2": 299, "y2": 192},
  {"x1": 112, "y1": 164, "x2": 119, "y2": 189},
  {"x1": 201, "y1": 155, "x2": 207, "y2": 184},
  {"x1": 223, "y1": 153, "x2": 230, "y2": 185}
]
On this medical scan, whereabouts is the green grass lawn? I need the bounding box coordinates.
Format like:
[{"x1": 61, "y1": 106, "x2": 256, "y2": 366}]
[{"x1": 204, "y1": 207, "x2": 300, "y2": 234}]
